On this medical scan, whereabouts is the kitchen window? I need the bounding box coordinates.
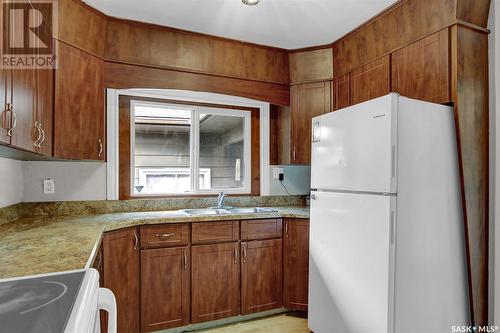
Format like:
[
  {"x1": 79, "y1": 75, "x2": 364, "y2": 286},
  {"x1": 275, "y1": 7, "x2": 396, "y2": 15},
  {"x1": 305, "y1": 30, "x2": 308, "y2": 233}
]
[{"x1": 131, "y1": 101, "x2": 251, "y2": 196}]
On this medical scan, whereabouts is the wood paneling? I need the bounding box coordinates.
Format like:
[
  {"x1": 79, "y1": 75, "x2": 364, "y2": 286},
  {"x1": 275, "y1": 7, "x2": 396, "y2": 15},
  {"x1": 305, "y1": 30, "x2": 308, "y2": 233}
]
[
  {"x1": 57, "y1": 0, "x2": 108, "y2": 57},
  {"x1": 140, "y1": 224, "x2": 190, "y2": 249},
  {"x1": 192, "y1": 221, "x2": 239, "y2": 244},
  {"x1": 191, "y1": 242, "x2": 240, "y2": 323},
  {"x1": 269, "y1": 104, "x2": 291, "y2": 165},
  {"x1": 105, "y1": 62, "x2": 290, "y2": 106},
  {"x1": 103, "y1": 228, "x2": 140, "y2": 333},
  {"x1": 141, "y1": 246, "x2": 190, "y2": 332},
  {"x1": 290, "y1": 81, "x2": 332, "y2": 164},
  {"x1": 332, "y1": 73, "x2": 351, "y2": 111},
  {"x1": 241, "y1": 239, "x2": 283, "y2": 315},
  {"x1": 333, "y1": 0, "x2": 456, "y2": 76},
  {"x1": 105, "y1": 18, "x2": 289, "y2": 84},
  {"x1": 54, "y1": 41, "x2": 105, "y2": 160},
  {"x1": 392, "y1": 29, "x2": 451, "y2": 104},
  {"x1": 283, "y1": 219, "x2": 310, "y2": 311},
  {"x1": 451, "y1": 25, "x2": 489, "y2": 326},
  {"x1": 350, "y1": 55, "x2": 390, "y2": 105},
  {"x1": 241, "y1": 218, "x2": 283, "y2": 241},
  {"x1": 289, "y1": 48, "x2": 333, "y2": 83},
  {"x1": 456, "y1": 0, "x2": 491, "y2": 28}
]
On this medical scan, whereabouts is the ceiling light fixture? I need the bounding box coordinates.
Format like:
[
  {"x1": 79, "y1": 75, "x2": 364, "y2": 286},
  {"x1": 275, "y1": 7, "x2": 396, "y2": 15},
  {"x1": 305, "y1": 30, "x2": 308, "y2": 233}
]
[{"x1": 242, "y1": 0, "x2": 260, "y2": 6}]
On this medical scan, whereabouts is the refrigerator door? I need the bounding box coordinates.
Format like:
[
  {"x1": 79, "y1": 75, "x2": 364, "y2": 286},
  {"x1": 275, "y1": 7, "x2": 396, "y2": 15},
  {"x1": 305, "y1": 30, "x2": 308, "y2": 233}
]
[
  {"x1": 311, "y1": 93, "x2": 397, "y2": 193},
  {"x1": 308, "y1": 190, "x2": 395, "y2": 333}
]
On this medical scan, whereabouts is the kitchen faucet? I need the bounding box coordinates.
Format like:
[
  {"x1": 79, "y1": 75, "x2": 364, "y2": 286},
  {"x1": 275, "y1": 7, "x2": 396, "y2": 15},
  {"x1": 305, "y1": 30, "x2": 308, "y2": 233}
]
[{"x1": 216, "y1": 192, "x2": 227, "y2": 208}]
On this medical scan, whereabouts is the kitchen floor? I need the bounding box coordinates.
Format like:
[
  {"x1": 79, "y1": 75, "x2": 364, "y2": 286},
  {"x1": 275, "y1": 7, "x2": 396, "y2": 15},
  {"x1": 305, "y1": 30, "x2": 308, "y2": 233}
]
[{"x1": 196, "y1": 313, "x2": 310, "y2": 333}]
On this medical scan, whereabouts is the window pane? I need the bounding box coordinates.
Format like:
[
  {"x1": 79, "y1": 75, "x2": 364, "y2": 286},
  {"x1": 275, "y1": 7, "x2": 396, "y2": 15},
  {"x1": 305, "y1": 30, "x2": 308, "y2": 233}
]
[
  {"x1": 133, "y1": 105, "x2": 192, "y2": 194},
  {"x1": 199, "y1": 114, "x2": 245, "y2": 190}
]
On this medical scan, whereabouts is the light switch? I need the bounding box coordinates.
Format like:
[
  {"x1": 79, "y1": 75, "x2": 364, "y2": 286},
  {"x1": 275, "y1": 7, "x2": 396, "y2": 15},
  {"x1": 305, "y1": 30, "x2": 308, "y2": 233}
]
[{"x1": 43, "y1": 179, "x2": 55, "y2": 194}]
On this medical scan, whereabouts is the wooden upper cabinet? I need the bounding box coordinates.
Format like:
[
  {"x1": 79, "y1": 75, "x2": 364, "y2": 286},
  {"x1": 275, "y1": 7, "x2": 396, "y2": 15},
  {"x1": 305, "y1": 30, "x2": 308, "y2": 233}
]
[
  {"x1": 350, "y1": 55, "x2": 390, "y2": 105},
  {"x1": 0, "y1": 69, "x2": 11, "y2": 145},
  {"x1": 241, "y1": 239, "x2": 283, "y2": 315},
  {"x1": 290, "y1": 81, "x2": 331, "y2": 165},
  {"x1": 54, "y1": 41, "x2": 105, "y2": 160},
  {"x1": 332, "y1": 73, "x2": 351, "y2": 111},
  {"x1": 141, "y1": 246, "x2": 190, "y2": 332},
  {"x1": 9, "y1": 69, "x2": 36, "y2": 152},
  {"x1": 284, "y1": 219, "x2": 310, "y2": 311},
  {"x1": 103, "y1": 228, "x2": 140, "y2": 333},
  {"x1": 391, "y1": 29, "x2": 450, "y2": 104},
  {"x1": 34, "y1": 68, "x2": 54, "y2": 156},
  {"x1": 289, "y1": 48, "x2": 333, "y2": 84},
  {"x1": 191, "y1": 242, "x2": 240, "y2": 323}
]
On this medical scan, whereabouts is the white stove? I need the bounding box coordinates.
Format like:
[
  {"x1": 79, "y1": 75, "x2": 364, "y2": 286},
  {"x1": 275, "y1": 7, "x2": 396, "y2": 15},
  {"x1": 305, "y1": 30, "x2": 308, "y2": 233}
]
[{"x1": 0, "y1": 269, "x2": 116, "y2": 333}]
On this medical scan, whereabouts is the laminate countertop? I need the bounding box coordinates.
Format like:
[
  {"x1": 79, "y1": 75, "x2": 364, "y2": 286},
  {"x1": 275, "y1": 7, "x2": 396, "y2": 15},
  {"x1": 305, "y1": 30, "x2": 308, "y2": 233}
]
[{"x1": 0, "y1": 206, "x2": 309, "y2": 279}]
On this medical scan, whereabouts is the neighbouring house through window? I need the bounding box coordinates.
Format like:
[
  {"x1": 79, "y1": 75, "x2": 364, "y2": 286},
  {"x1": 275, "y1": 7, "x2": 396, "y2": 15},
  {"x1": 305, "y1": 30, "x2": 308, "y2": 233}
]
[{"x1": 130, "y1": 100, "x2": 251, "y2": 196}]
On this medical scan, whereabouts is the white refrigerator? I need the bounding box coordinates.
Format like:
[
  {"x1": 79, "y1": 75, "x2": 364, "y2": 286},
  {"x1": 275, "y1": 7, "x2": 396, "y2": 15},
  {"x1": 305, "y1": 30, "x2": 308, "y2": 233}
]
[{"x1": 308, "y1": 93, "x2": 469, "y2": 333}]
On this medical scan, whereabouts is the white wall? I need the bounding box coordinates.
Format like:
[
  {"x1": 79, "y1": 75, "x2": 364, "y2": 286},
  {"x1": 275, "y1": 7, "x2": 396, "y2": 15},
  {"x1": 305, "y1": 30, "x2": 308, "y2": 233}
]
[
  {"x1": 22, "y1": 161, "x2": 107, "y2": 202},
  {"x1": 269, "y1": 165, "x2": 310, "y2": 196},
  {"x1": 0, "y1": 157, "x2": 23, "y2": 208},
  {"x1": 489, "y1": 0, "x2": 500, "y2": 325}
]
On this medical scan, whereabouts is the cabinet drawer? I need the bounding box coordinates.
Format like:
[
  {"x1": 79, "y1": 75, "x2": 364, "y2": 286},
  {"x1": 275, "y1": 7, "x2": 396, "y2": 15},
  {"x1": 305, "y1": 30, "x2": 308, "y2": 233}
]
[
  {"x1": 241, "y1": 219, "x2": 283, "y2": 241},
  {"x1": 140, "y1": 224, "x2": 189, "y2": 249},
  {"x1": 192, "y1": 221, "x2": 239, "y2": 244}
]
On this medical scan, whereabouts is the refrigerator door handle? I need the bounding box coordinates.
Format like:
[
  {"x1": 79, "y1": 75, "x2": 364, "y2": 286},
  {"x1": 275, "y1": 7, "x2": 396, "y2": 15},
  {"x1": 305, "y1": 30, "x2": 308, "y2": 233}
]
[{"x1": 390, "y1": 210, "x2": 395, "y2": 244}]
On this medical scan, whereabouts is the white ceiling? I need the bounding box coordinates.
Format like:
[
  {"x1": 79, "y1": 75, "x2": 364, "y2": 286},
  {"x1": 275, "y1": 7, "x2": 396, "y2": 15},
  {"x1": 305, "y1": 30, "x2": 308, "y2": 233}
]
[{"x1": 84, "y1": 0, "x2": 398, "y2": 49}]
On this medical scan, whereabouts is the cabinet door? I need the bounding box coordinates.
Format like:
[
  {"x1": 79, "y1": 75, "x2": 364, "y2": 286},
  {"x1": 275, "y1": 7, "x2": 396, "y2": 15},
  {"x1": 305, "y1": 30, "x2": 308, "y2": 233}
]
[
  {"x1": 0, "y1": 68, "x2": 11, "y2": 145},
  {"x1": 35, "y1": 68, "x2": 54, "y2": 156},
  {"x1": 241, "y1": 239, "x2": 283, "y2": 314},
  {"x1": 141, "y1": 246, "x2": 190, "y2": 332},
  {"x1": 290, "y1": 81, "x2": 331, "y2": 164},
  {"x1": 391, "y1": 29, "x2": 450, "y2": 104},
  {"x1": 54, "y1": 41, "x2": 104, "y2": 160},
  {"x1": 332, "y1": 73, "x2": 351, "y2": 111},
  {"x1": 103, "y1": 228, "x2": 140, "y2": 333},
  {"x1": 284, "y1": 219, "x2": 310, "y2": 311},
  {"x1": 351, "y1": 55, "x2": 390, "y2": 105},
  {"x1": 10, "y1": 68, "x2": 36, "y2": 152},
  {"x1": 191, "y1": 242, "x2": 240, "y2": 323}
]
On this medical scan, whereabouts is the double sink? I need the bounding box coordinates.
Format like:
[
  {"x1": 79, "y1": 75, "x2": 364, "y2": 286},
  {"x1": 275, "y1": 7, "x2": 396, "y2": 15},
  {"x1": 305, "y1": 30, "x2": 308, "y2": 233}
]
[{"x1": 181, "y1": 207, "x2": 277, "y2": 216}]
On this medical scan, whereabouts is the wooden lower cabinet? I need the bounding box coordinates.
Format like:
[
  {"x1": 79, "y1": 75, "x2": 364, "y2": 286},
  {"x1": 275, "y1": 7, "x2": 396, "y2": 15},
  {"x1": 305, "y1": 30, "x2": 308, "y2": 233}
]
[
  {"x1": 141, "y1": 246, "x2": 190, "y2": 332},
  {"x1": 284, "y1": 219, "x2": 310, "y2": 311},
  {"x1": 102, "y1": 228, "x2": 140, "y2": 333},
  {"x1": 241, "y1": 239, "x2": 283, "y2": 315},
  {"x1": 191, "y1": 242, "x2": 240, "y2": 323}
]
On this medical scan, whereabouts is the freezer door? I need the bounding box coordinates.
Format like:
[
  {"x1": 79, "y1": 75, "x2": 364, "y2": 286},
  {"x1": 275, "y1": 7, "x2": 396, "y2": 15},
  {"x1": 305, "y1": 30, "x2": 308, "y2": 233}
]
[
  {"x1": 308, "y1": 191, "x2": 395, "y2": 333},
  {"x1": 311, "y1": 93, "x2": 397, "y2": 193}
]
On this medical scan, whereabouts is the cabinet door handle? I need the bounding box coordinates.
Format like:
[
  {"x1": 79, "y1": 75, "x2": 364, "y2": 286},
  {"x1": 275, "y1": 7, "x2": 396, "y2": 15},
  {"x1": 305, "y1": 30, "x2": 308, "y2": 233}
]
[
  {"x1": 133, "y1": 230, "x2": 138, "y2": 250},
  {"x1": 2, "y1": 103, "x2": 16, "y2": 137},
  {"x1": 285, "y1": 221, "x2": 289, "y2": 238},
  {"x1": 33, "y1": 121, "x2": 42, "y2": 147},
  {"x1": 242, "y1": 243, "x2": 247, "y2": 264},
  {"x1": 183, "y1": 250, "x2": 187, "y2": 270},
  {"x1": 293, "y1": 147, "x2": 296, "y2": 162},
  {"x1": 98, "y1": 138, "x2": 103, "y2": 157},
  {"x1": 234, "y1": 245, "x2": 238, "y2": 264},
  {"x1": 155, "y1": 233, "x2": 175, "y2": 238},
  {"x1": 39, "y1": 122, "x2": 45, "y2": 147}
]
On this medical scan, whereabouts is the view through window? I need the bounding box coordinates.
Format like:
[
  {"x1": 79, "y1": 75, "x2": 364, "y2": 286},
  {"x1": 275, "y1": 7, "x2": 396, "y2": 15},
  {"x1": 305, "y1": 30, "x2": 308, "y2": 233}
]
[{"x1": 132, "y1": 101, "x2": 250, "y2": 195}]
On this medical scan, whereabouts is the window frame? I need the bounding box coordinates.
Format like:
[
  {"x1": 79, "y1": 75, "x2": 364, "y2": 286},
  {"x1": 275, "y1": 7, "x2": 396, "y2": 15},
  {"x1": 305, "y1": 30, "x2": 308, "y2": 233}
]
[{"x1": 130, "y1": 100, "x2": 252, "y2": 197}]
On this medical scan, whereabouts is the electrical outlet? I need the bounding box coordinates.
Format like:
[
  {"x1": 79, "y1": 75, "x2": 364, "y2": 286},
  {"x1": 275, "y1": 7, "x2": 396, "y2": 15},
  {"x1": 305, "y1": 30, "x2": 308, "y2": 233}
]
[
  {"x1": 43, "y1": 179, "x2": 55, "y2": 194},
  {"x1": 272, "y1": 167, "x2": 284, "y2": 179}
]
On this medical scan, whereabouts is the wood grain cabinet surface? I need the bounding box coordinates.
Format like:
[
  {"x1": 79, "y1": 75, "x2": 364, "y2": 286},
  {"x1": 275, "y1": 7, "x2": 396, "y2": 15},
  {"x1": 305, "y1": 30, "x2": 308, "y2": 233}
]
[
  {"x1": 140, "y1": 224, "x2": 190, "y2": 249},
  {"x1": 54, "y1": 41, "x2": 105, "y2": 160},
  {"x1": 283, "y1": 219, "x2": 310, "y2": 311},
  {"x1": 191, "y1": 242, "x2": 240, "y2": 323},
  {"x1": 350, "y1": 55, "x2": 390, "y2": 106},
  {"x1": 191, "y1": 221, "x2": 239, "y2": 244},
  {"x1": 141, "y1": 246, "x2": 190, "y2": 332},
  {"x1": 241, "y1": 239, "x2": 283, "y2": 315},
  {"x1": 102, "y1": 228, "x2": 140, "y2": 333},
  {"x1": 391, "y1": 29, "x2": 450, "y2": 104},
  {"x1": 241, "y1": 218, "x2": 283, "y2": 241},
  {"x1": 290, "y1": 81, "x2": 332, "y2": 165},
  {"x1": 332, "y1": 73, "x2": 351, "y2": 111}
]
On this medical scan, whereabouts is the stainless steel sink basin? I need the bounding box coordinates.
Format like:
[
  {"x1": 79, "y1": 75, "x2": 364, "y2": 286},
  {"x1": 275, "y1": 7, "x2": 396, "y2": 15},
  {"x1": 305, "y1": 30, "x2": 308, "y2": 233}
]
[
  {"x1": 181, "y1": 208, "x2": 230, "y2": 215},
  {"x1": 181, "y1": 207, "x2": 277, "y2": 216},
  {"x1": 226, "y1": 207, "x2": 277, "y2": 214}
]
